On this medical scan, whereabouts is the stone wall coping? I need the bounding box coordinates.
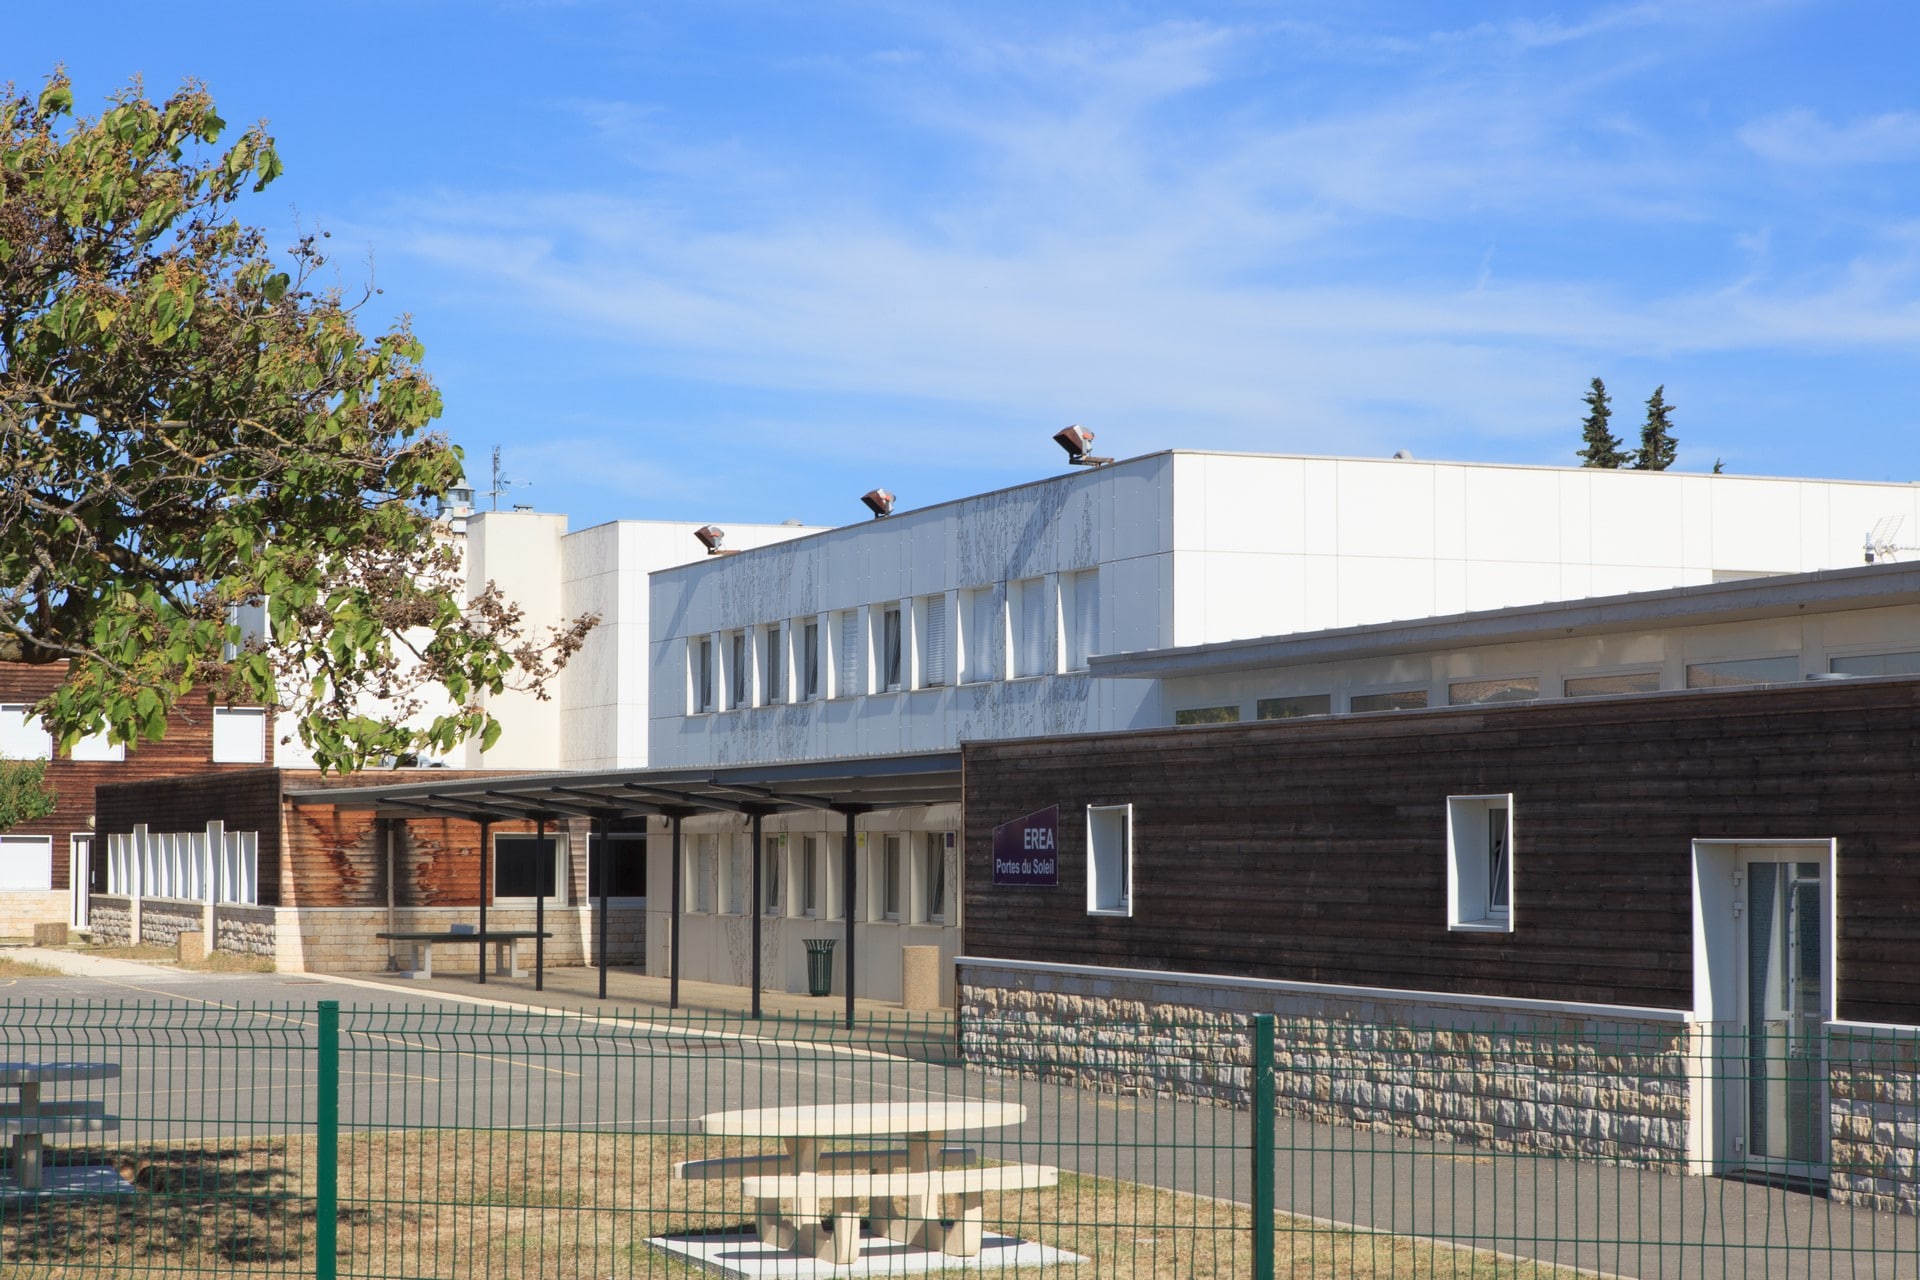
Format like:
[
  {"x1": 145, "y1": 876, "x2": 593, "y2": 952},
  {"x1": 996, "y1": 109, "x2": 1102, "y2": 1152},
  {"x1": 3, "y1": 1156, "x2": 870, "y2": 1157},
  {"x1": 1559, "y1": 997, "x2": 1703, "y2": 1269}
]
[
  {"x1": 955, "y1": 956, "x2": 1694, "y2": 1025},
  {"x1": 1828, "y1": 1020, "x2": 1920, "y2": 1040}
]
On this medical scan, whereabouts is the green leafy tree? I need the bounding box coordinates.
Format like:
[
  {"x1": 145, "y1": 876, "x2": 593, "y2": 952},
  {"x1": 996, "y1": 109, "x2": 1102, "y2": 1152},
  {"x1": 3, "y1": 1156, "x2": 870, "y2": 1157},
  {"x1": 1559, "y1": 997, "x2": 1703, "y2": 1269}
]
[
  {"x1": 1633, "y1": 385, "x2": 1678, "y2": 471},
  {"x1": 1, "y1": 74, "x2": 593, "y2": 772},
  {"x1": 1576, "y1": 377, "x2": 1627, "y2": 468},
  {"x1": 0, "y1": 756, "x2": 57, "y2": 832}
]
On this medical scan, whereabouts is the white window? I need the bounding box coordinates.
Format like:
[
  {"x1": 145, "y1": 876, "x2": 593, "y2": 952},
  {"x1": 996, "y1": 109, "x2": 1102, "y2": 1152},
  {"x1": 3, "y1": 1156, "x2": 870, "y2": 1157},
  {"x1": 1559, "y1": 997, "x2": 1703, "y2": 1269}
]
[
  {"x1": 1446, "y1": 794, "x2": 1514, "y2": 932},
  {"x1": 0, "y1": 835, "x2": 53, "y2": 892},
  {"x1": 69, "y1": 729, "x2": 124, "y2": 762},
  {"x1": 695, "y1": 637, "x2": 715, "y2": 713},
  {"x1": 918, "y1": 596, "x2": 948, "y2": 688},
  {"x1": 0, "y1": 705, "x2": 52, "y2": 760},
  {"x1": 836, "y1": 609, "x2": 862, "y2": 697},
  {"x1": 761, "y1": 625, "x2": 784, "y2": 704},
  {"x1": 963, "y1": 588, "x2": 997, "y2": 683},
  {"x1": 880, "y1": 606, "x2": 904, "y2": 692},
  {"x1": 881, "y1": 834, "x2": 903, "y2": 921},
  {"x1": 763, "y1": 835, "x2": 785, "y2": 914},
  {"x1": 1012, "y1": 577, "x2": 1051, "y2": 678},
  {"x1": 1685, "y1": 656, "x2": 1798, "y2": 689},
  {"x1": 211, "y1": 707, "x2": 267, "y2": 764},
  {"x1": 922, "y1": 832, "x2": 949, "y2": 924},
  {"x1": 801, "y1": 835, "x2": 820, "y2": 916},
  {"x1": 1065, "y1": 570, "x2": 1099, "y2": 671},
  {"x1": 1448, "y1": 676, "x2": 1540, "y2": 706},
  {"x1": 728, "y1": 631, "x2": 749, "y2": 709},
  {"x1": 802, "y1": 621, "x2": 821, "y2": 700},
  {"x1": 1087, "y1": 805, "x2": 1133, "y2": 916}
]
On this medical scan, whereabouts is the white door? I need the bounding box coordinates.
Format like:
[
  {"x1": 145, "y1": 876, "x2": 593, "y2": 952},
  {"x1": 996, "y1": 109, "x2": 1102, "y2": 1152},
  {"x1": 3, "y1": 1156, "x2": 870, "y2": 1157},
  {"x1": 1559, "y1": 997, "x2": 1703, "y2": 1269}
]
[
  {"x1": 70, "y1": 834, "x2": 92, "y2": 929},
  {"x1": 1735, "y1": 852, "x2": 1828, "y2": 1181}
]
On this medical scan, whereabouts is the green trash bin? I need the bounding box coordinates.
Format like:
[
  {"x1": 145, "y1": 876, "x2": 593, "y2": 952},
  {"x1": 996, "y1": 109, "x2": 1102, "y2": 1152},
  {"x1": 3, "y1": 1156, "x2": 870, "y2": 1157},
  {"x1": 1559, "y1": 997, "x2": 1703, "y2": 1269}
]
[{"x1": 804, "y1": 938, "x2": 836, "y2": 997}]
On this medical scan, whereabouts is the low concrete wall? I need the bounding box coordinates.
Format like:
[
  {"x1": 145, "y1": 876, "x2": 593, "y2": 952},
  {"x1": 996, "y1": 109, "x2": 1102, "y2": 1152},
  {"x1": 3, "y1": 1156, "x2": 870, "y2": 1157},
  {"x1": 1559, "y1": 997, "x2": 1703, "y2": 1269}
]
[{"x1": 958, "y1": 958, "x2": 1694, "y2": 1171}]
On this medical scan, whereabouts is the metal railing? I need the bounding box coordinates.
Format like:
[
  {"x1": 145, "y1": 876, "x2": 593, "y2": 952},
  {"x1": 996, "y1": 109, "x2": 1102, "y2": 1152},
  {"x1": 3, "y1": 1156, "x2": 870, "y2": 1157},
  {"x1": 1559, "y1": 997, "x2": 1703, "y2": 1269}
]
[{"x1": 0, "y1": 1001, "x2": 1917, "y2": 1276}]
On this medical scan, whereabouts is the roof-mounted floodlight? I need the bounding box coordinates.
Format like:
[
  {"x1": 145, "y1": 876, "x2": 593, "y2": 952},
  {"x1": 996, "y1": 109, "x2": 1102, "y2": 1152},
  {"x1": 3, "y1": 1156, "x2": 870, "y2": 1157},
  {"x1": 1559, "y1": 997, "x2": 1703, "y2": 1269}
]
[
  {"x1": 694, "y1": 525, "x2": 736, "y2": 556},
  {"x1": 861, "y1": 488, "x2": 896, "y2": 519},
  {"x1": 1054, "y1": 424, "x2": 1113, "y2": 467}
]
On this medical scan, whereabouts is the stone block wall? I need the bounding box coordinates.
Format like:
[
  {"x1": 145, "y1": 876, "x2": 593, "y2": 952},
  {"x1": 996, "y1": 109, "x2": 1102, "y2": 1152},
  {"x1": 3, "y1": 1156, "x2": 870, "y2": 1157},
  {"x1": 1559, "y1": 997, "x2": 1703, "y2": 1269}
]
[
  {"x1": 958, "y1": 959, "x2": 1694, "y2": 1172},
  {"x1": 1830, "y1": 1027, "x2": 1920, "y2": 1214},
  {"x1": 136, "y1": 900, "x2": 203, "y2": 946},
  {"x1": 216, "y1": 906, "x2": 277, "y2": 958},
  {"x1": 87, "y1": 898, "x2": 131, "y2": 944}
]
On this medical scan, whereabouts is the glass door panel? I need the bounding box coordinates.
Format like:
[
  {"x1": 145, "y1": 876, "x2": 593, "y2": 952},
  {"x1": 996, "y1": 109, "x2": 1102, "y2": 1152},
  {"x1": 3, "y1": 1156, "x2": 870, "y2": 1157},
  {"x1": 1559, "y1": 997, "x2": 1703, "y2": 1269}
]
[{"x1": 1741, "y1": 859, "x2": 1826, "y2": 1176}]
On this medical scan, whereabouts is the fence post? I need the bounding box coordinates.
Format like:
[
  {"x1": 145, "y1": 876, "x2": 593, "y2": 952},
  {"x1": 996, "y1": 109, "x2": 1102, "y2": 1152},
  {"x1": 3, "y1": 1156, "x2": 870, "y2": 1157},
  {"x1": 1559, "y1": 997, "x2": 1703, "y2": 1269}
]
[
  {"x1": 316, "y1": 1000, "x2": 339, "y2": 1280},
  {"x1": 1252, "y1": 1013, "x2": 1275, "y2": 1280}
]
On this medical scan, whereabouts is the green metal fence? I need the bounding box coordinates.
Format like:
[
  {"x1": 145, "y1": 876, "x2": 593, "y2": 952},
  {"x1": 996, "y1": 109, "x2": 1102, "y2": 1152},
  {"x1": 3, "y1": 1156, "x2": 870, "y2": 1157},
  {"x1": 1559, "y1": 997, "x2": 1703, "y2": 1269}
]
[{"x1": 0, "y1": 1000, "x2": 1918, "y2": 1276}]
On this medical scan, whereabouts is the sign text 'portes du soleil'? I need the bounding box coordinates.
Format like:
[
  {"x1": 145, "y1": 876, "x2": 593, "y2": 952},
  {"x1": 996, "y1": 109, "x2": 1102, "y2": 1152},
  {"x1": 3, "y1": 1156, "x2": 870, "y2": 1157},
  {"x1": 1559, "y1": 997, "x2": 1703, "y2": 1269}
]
[{"x1": 992, "y1": 806, "x2": 1059, "y2": 887}]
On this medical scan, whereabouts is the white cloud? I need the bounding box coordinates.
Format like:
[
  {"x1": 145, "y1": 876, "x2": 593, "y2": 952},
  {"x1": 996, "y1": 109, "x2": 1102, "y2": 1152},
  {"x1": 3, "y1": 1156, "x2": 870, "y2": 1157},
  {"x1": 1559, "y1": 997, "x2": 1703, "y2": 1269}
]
[{"x1": 1740, "y1": 109, "x2": 1920, "y2": 166}]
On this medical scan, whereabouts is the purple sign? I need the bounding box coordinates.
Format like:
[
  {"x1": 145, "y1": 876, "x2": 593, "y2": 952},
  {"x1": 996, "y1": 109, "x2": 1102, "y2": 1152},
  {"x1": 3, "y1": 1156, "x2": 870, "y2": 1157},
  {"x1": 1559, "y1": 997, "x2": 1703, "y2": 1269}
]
[{"x1": 992, "y1": 806, "x2": 1060, "y2": 887}]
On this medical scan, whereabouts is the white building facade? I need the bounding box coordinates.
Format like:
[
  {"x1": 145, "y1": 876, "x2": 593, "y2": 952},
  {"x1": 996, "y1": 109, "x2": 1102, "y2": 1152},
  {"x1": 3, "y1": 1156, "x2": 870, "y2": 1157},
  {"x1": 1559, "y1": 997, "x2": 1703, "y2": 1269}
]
[{"x1": 640, "y1": 451, "x2": 1920, "y2": 1001}]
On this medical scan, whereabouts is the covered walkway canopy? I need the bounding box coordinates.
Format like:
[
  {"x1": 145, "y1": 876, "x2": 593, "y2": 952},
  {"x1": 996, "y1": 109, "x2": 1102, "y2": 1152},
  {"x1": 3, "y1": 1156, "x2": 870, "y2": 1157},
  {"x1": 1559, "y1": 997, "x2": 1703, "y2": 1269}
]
[{"x1": 288, "y1": 752, "x2": 962, "y2": 1025}]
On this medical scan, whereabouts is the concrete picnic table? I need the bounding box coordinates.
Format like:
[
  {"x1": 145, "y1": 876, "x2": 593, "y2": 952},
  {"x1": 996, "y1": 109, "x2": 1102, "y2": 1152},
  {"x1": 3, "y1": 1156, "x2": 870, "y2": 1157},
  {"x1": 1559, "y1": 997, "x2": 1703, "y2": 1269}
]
[
  {"x1": 374, "y1": 930, "x2": 550, "y2": 980},
  {"x1": 0, "y1": 1062, "x2": 120, "y2": 1191},
  {"x1": 692, "y1": 1101, "x2": 1054, "y2": 1265}
]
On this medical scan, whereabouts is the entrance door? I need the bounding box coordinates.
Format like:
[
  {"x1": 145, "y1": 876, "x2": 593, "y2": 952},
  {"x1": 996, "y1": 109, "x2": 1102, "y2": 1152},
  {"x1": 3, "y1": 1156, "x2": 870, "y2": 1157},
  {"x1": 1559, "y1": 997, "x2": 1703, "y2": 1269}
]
[{"x1": 1736, "y1": 853, "x2": 1828, "y2": 1181}]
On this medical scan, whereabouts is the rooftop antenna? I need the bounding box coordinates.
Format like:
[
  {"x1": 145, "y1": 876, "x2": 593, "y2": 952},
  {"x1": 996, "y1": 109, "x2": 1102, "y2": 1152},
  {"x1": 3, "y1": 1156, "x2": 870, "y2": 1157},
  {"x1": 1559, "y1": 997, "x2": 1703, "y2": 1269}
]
[
  {"x1": 481, "y1": 446, "x2": 528, "y2": 512},
  {"x1": 1864, "y1": 515, "x2": 1918, "y2": 563}
]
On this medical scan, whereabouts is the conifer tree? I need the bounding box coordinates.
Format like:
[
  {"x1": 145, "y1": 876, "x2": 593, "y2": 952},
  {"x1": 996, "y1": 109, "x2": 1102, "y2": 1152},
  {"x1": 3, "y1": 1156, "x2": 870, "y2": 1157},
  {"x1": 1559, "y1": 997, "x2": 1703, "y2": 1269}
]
[
  {"x1": 1576, "y1": 377, "x2": 1627, "y2": 468},
  {"x1": 1634, "y1": 386, "x2": 1678, "y2": 471}
]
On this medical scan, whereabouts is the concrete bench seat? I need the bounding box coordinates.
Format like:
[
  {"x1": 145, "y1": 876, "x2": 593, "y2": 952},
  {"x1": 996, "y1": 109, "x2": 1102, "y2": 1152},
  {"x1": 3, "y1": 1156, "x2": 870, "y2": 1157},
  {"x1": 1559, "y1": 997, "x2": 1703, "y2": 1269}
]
[
  {"x1": 740, "y1": 1162, "x2": 1058, "y2": 1263},
  {"x1": 670, "y1": 1147, "x2": 976, "y2": 1181},
  {"x1": 375, "y1": 930, "x2": 550, "y2": 979}
]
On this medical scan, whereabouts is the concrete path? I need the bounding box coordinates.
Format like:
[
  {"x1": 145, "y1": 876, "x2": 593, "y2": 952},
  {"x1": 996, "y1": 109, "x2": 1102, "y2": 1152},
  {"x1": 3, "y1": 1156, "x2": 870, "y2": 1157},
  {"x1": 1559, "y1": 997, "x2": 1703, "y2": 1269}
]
[{"x1": 2, "y1": 945, "x2": 175, "y2": 979}]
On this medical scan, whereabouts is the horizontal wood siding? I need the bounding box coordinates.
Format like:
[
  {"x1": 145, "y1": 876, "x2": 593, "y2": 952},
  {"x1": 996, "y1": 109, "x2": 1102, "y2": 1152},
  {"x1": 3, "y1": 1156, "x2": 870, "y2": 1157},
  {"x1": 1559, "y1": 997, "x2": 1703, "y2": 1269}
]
[
  {"x1": 5, "y1": 662, "x2": 272, "y2": 894},
  {"x1": 93, "y1": 770, "x2": 284, "y2": 905},
  {"x1": 961, "y1": 680, "x2": 1920, "y2": 1024}
]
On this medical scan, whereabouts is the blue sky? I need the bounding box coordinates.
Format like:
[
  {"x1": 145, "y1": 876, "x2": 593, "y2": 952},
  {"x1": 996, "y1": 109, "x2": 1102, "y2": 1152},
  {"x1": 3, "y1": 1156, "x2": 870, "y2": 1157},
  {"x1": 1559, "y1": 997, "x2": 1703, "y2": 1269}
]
[{"x1": 14, "y1": 2, "x2": 1920, "y2": 530}]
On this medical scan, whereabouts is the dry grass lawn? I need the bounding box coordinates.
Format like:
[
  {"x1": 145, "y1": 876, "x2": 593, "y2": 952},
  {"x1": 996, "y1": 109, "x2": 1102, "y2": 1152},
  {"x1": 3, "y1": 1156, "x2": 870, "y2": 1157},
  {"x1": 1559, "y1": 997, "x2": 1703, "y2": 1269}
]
[
  {"x1": 0, "y1": 1131, "x2": 1584, "y2": 1279},
  {"x1": 77, "y1": 943, "x2": 274, "y2": 973},
  {"x1": 0, "y1": 954, "x2": 64, "y2": 978}
]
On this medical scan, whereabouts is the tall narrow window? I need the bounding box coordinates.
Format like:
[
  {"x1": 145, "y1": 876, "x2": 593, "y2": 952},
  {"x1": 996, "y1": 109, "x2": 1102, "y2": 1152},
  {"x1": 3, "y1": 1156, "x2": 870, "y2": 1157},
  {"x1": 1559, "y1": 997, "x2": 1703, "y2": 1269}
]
[
  {"x1": 965, "y1": 588, "x2": 996, "y2": 683},
  {"x1": 881, "y1": 606, "x2": 903, "y2": 691},
  {"x1": 697, "y1": 637, "x2": 714, "y2": 712},
  {"x1": 1446, "y1": 795, "x2": 1514, "y2": 932},
  {"x1": 1067, "y1": 569, "x2": 1099, "y2": 671},
  {"x1": 1487, "y1": 808, "x2": 1510, "y2": 914},
  {"x1": 763, "y1": 836, "x2": 784, "y2": 914},
  {"x1": 1014, "y1": 577, "x2": 1049, "y2": 677},
  {"x1": 838, "y1": 610, "x2": 860, "y2": 696},
  {"x1": 729, "y1": 631, "x2": 748, "y2": 708},
  {"x1": 920, "y1": 596, "x2": 947, "y2": 687},
  {"x1": 801, "y1": 835, "x2": 819, "y2": 916},
  {"x1": 923, "y1": 832, "x2": 948, "y2": 923},
  {"x1": 883, "y1": 834, "x2": 903, "y2": 920},
  {"x1": 763, "y1": 624, "x2": 784, "y2": 703},
  {"x1": 802, "y1": 621, "x2": 821, "y2": 700},
  {"x1": 1087, "y1": 805, "x2": 1133, "y2": 916}
]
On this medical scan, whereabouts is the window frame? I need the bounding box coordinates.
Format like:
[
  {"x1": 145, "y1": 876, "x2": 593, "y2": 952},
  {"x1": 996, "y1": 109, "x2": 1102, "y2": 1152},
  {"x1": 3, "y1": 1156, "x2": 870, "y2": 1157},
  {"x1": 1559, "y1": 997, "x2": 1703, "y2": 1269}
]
[
  {"x1": 492, "y1": 833, "x2": 565, "y2": 904},
  {"x1": 921, "y1": 831, "x2": 949, "y2": 924},
  {"x1": 1446, "y1": 675, "x2": 1541, "y2": 706},
  {"x1": 1684, "y1": 655, "x2": 1799, "y2": 689},
  {"x1": 211, "y1": 706, "x2": 268, "y2": 764},
  {"x1": 0, "y1": 834, "x2": 54, "y2": 892},
  {"x1": 762, "y1": 834, "x2": 785, "y2": 915},
  {"x1": 1255, "y1": 694, "x2": 1331, "y2": 720},
  {"x1": 1562, "y1": 669, "x2": 1663, "y2": 698},
  {"x1": 801, "y1": 834, "x2": 820, "y2": 917},
  {"x1": 917, "y1": 595, "x2": 948, "y2": 689},
  {"x1": 0, "y1": 704, "x2": 52, "y2": 761},
  {"x1": 962, "y1": 587, "x2": 998, "y2": 684},
  {"x1": 1445, "y1": 794, "x2": 1514, "y2": 933},
  {"x1": 1065, "y1": 568, "x2": 1099, "y2": 671},
  {"x1": 1349, "y1": 687, "x2": 1430, "y2": 714},
  {"x1": 881, "y1": 834, "x2": 903, "y2": 921},
  {"x1": 1086, "y1": 804, "x2": 1134, "y2": 917},
  {"x1": 68, "y1": 729, "x2": 125, "y2": 762},
  {"x1": 728, "y1": 630, "x2": 750, "y2": 709},
  {"x1": 801, "y1": 620, "x2": 821, "y2": 700},
  {"x1": 1174, "y1": 705, "x2": 1241, "y2": 726},
  {"x1": 880, "y1": 605, "x2": 904, "y2": 692},
  {"x1": 762, "y1": 624, "x2": 784, "y2": 704},
  {"x1": 694, "y1": 637, "x2": 715, "y2": 713},
  {"x1": 586, "y1": 832, "x2": 648, "y2": 901}
]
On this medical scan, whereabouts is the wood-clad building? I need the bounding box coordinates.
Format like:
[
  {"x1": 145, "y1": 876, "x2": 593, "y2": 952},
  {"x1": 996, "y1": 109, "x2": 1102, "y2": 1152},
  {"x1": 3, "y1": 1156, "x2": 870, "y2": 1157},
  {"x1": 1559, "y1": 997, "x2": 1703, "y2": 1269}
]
[
  {"x1": 962, "y1": 677, "x2": 1920, "y2": 1023},
  {"x1": 0, "y1": 661, "x2": 272, "y2": 933}
]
